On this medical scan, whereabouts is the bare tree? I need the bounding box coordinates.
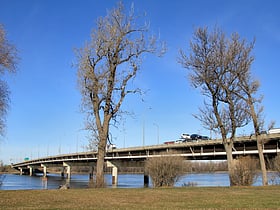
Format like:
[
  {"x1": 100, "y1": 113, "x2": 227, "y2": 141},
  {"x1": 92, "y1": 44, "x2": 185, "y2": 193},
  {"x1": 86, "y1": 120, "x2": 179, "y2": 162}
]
[
  {"x1": 233, "y1": 57, "x2": 268, "y2": 185},
  {"x1": 178, "y1": 27, "x2": 253, "y2": 186},
  {"x1": 0, "y1": 24, "x2": 18, "y2": 136},
  {"x1": 268, "y1": 121, "x2": 275, "y2": 131},
  {"x1": 75, "y1": 2, "x2": 165, "y2": 187}
]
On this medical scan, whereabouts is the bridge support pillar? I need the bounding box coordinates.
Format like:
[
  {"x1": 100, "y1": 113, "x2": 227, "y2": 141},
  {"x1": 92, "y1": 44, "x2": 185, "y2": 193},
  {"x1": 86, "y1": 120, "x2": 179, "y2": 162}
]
[
  {"x1": 41, "y1": 164, "x2": 47, "y2": 178},
  {"x1": 144, "y1": 168, "x2": 149, "y2": 187},
  {"x1": 19, "y1": 167, "x2": 23, "y2": 175},
  {"x1": 107, "y1": 161, "x2": 118, "y2": 186},
  {"x1": 27, "y1": 166, "x2": 33, "y2": 176},
  {"x1": 89, "y1": 166, "x2": 94, "y2": 180},
  {"x1": 112, "y1": 166, "x2": 118, "y2": 185},
  {"x1": 61, "y1": 167, "x2": 64, "y2": 177},
  {"x1": 63, "y1": 162, "x2": 71, "y2": 179}
]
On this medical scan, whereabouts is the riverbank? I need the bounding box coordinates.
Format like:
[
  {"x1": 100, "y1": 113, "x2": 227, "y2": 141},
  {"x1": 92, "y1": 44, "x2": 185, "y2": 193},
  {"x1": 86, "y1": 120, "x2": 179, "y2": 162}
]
[{"x1": 0, "y1": 186, "x2": 279, "y2": 209}]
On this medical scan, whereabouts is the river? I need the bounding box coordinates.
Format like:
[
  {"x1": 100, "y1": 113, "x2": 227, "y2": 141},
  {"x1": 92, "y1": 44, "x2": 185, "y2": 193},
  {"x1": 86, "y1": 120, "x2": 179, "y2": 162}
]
[{"x1": 0, "y1": 172, "x2": 273, "y2": 190}]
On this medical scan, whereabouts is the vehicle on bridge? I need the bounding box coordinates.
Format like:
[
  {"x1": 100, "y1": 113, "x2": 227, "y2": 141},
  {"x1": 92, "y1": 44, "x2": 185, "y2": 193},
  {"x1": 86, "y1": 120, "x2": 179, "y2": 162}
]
[
  {"x1": 189, "y1": 134, "x2": 210, "y2": 141},
  {"x1": 164, "y1": 141, "x2": 175, "y2": 144},
  {"x1": 171, "y1": 133, "x2": 211, "y2": 143},
  {"x1": 107, "y1": 144, "x2": 117, "y2": 150},
  {"x1": 201, "y1": 136, "x2": 210, "y2": 140},
  {"x1": 268, "y1": 128, "x2": 280, "y2": 134},
  {"x1": 175, "y1": 140, "x2": 183, "y2": 144},
  {"x1": 181, "y1": 133, "x2": 191, "y2": 140},
  {"x1": 190, "y1": 134, "x2": 202, "y2": 141}
]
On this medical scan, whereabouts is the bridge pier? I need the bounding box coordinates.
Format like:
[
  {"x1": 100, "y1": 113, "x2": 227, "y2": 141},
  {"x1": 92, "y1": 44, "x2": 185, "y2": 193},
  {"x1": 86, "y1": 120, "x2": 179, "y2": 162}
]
[
  {"x1": 61, "y1": 167, "x2": 64, "y2": 177},
  {"x1": 144, "y1": 168, "x2": 149, "y2": 187},
  {"x1": 19, "y1": 167, "x2": 23, "y2": 175},
  {"x1": 89, "y1": 166, "x2": 94, "y2": 180},
  {"x1": 27, "y1": 166, "x2": 33, "y2": 176},
  {"x1": 63, "y1": 162, "x2": 71, "y2": 179},
  {"x1": 107, "y1": 161, "x2": 118, "y2": 186},
  {"x1": 41, "y1": 164, "x2": 47, "y2": 178}
]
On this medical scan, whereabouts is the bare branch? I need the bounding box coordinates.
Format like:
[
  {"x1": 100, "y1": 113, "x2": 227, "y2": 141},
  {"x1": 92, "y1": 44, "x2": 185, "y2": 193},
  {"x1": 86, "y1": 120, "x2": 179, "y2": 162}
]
[{"x1": 0, "y1": 25, "x2": 18, "y2": 136}]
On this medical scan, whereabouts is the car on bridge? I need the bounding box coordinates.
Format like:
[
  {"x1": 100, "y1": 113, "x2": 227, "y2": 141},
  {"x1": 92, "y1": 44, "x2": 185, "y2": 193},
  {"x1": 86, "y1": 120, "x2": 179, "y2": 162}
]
[
  {"x1": 107, "y1": 144, "x2": 117, "y2": 150},
  {"x1": 175, "y1": 139, "x2": 183, "y2": 144},
  {"x1": 268, "y1": 128, "x2": 280, "y2": 134},
  {"x1": 201, "y1": 136, "x2": 210, "y2": 140},
  {"x1": 190, "y1": 134, "x2": 202, "y2": 141},
  {"x1": 190, "y1": 134, "x2": 210, "y2": 141},
  {"x1": 181, "y1": 133, "x2": 191, "y2": 140},
  {"x1": 164, "y1": 141, "x2": 175, "y2": 144}
]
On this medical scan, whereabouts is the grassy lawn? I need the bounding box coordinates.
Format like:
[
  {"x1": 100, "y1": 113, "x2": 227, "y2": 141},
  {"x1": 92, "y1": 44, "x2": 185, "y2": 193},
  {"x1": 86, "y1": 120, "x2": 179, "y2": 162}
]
[{"x1": 0, "y1": 186, "x2": 279, "y2": 209}]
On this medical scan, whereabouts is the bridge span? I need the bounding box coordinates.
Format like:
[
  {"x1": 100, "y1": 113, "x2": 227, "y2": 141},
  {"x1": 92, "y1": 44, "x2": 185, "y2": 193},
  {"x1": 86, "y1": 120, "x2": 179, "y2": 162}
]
[{"x1": 11, "y1": 133, "x2": 280, "y2": 186}]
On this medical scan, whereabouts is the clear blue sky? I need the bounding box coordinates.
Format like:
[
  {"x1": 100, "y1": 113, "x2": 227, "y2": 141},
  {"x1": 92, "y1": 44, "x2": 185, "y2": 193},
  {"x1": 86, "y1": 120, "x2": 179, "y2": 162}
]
[{"x1": 0, "y1": 0, "x2": 279, "y2": 164}]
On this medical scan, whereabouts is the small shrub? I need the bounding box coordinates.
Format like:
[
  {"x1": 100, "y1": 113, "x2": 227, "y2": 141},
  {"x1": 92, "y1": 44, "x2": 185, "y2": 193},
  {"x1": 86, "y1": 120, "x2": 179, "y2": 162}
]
[
  {"x1": 267, "y1": 173, "x2": 280, "y2": 185},
  {"x1": 273, "y1": 155, "x2": 280, "y2": 175},
  {"x1": 145, "y1": 153, "x2": 184, "y2": 188},
  {"x1": 267, "y1": 155, "x2": 280, "y2": 185},
  {"x1": 230, "y1": 156, "x2": 258, "y2": 186}
]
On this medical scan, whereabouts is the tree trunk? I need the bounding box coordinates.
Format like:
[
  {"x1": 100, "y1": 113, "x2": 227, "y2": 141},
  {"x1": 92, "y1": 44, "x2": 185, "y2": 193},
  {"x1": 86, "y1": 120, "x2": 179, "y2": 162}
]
[
  {"x1": 224, "y1": 141, "x2": 234, "y2": 186},
  {"x1": 95, "y1": 147, "x2": 105, "y2": 188},
  {"x1": 256, "y1": 135, "x2": 268, "y2": 186},
  {"x1": 95, "y1": 129, "x2": 108, "y2": 188},
  {"x1": 248, "y1": 97, "x2": 268, "y2": 186}
]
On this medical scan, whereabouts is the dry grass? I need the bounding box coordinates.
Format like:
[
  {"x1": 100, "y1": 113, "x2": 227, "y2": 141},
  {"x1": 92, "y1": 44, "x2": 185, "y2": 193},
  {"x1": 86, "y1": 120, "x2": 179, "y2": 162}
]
[{"x1": 0, "y1": 186, "x2": 280, "y2": 209}]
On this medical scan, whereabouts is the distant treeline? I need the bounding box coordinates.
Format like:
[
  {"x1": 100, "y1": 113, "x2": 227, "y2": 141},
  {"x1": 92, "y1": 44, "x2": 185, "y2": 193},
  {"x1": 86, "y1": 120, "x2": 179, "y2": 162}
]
[
  {"x1": 32, "y1": 161, "x2": 229, "y2": 174},
  {"x1": 5, "y1": 159, "x2": 277, "y2": 174},
  {"x1": 0, "y1": 161, "x2": 229, "y2": 174}
]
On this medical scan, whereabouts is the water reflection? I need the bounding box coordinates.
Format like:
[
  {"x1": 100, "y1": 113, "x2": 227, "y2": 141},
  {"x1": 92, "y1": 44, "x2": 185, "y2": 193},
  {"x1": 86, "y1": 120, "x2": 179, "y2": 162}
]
[
  {"x1": 176, "y1": 173, "x2": 230, "y2": 187},
  {"x1": 0, "y1": 172, "x2": 269, "y2": 190}
]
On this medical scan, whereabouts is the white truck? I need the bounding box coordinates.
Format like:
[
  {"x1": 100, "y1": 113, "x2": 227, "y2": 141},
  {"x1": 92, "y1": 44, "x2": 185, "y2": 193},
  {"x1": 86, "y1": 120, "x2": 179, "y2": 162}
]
[
  {"x1": 268, "y1": 128, "x2": 280, "y2": 134},
  {"x1": 107, "y1": 144, "x2": 116, "y2": 150}
]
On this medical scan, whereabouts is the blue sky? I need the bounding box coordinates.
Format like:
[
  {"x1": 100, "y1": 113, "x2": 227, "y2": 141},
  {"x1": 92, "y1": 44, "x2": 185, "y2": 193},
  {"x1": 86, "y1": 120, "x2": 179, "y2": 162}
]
[{"x1": 0, "y1": 0, "x2": 279, "y2": 164}]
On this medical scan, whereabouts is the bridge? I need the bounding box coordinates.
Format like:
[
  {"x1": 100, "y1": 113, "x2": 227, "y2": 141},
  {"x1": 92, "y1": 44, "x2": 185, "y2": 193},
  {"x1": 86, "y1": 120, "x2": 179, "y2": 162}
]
[{"x1": 11, "y1": 133, "x2": 280, "y2": 186}]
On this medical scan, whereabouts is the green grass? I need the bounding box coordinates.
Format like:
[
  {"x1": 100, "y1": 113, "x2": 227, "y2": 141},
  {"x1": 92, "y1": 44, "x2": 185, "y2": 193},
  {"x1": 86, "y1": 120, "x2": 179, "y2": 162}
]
[{"x1": 0, "y1": 186, "x2": 280, "y2": 209}]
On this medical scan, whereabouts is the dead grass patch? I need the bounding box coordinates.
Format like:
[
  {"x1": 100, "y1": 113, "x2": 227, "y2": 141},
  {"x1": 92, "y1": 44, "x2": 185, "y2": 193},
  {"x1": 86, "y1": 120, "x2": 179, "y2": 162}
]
[{"x1": 0, "y1": 187, "x2": 280, "y2": 209}]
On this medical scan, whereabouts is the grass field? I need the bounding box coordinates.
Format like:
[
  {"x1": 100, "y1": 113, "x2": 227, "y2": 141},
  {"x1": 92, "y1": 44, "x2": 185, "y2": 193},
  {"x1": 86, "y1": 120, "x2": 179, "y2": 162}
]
[{"x1": 0, "y1": 186, "x2": 280, "y2": 209}]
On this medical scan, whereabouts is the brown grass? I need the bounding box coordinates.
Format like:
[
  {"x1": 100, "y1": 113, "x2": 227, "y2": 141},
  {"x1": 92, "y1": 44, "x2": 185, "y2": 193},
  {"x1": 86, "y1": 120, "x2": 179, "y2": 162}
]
[{"x1": 0, "y1": 186, "x2": 280, "y2": 209}]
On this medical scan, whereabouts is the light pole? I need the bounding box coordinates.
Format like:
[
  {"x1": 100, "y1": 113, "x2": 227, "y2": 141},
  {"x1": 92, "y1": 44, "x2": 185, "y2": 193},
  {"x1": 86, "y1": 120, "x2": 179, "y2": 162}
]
[
  {"x1": 142, "y1": 107, "x2": 152, "y2": 146},
  {"x1": 142, "y1": 119, "x2": 145, "y2": 146},
  {"x1": 153, "y1": 123, "x2": 159, "y2": 145}
]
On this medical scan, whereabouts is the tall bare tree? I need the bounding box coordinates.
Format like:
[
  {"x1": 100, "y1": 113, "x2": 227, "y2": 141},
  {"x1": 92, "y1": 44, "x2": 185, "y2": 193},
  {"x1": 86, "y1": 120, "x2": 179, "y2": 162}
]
[
  {"x1": 212, "y1": 31, "x2": 268, "y2": 186},
  {"x1": 76, "y1": 2, "x2": 165, "y2": 187},
  {"x1": 178, "y1": 27, "x2": 254, "y2": 185},
  {"x1": 235, "y1": 61, "x2": 268, "y2": 185},
  {"x1": 0, "y1": 24, "x2": 17, "y2": 136}
]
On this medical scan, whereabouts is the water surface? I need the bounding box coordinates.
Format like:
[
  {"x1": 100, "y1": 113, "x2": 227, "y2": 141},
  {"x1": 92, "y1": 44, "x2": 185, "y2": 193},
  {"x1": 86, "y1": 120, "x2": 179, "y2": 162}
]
[{"x1": 0, "y1": 172, "x2": 268, "y2": 190}]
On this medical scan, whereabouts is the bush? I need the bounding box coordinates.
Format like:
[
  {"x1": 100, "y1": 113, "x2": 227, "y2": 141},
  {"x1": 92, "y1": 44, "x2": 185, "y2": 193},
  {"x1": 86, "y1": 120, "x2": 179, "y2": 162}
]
[
  {"x1": 185, "y1": 160, "x2": 228, "y2": 173},
  {"x1": 145, "y1": 153, "x2": 184, "y2": 188},
  {"x1": 230, "y1": 156, "x2": 258, "y2": 186},
  {"x1": 272, "y1": 155, "x2": 280, "y2": 174},
  {"x1": 267, "y1": 155, "x2": 280, "y2": 185}
]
